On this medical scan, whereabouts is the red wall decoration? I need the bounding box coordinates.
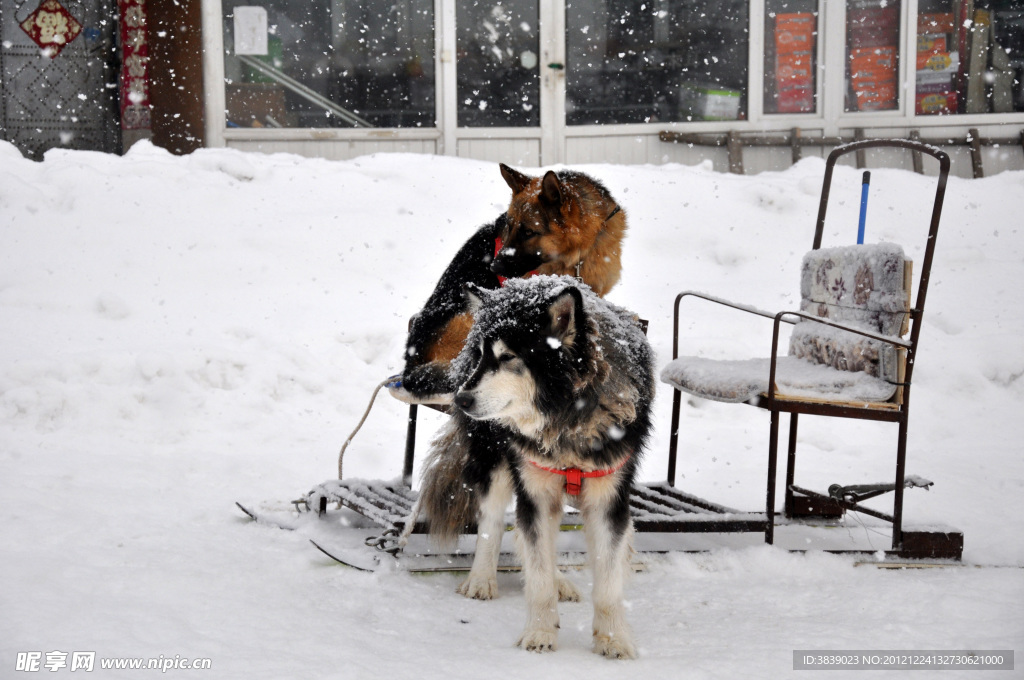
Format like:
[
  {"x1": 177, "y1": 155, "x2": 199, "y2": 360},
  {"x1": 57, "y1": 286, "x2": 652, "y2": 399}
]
[
  {"x1": 19, "y1": 0, "x2": 82, "y2": 58},
  {"x1": 118, "y1": 0, "x2": 151, "y2": 131}
]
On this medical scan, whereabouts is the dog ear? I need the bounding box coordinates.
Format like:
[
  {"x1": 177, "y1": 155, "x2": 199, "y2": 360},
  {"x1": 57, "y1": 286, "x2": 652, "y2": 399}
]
[
  {"x1": 540, "y1": 171, "x2": 564, "y2": 206},
  {"x1": 547, "y1": 288, "x2": 581, "y2": 347},
  {"x1": 463, "y1": 282, "x2": 489, "y2": 313},
  {"x1": 500, "y1": 163, "x2": 532, "y2": 194}
]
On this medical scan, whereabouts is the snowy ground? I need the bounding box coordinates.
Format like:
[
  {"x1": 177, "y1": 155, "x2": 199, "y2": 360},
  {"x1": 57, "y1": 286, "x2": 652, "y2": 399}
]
[{"x1": 1, "y1": 141, "x2": 1021, "y2": 678}]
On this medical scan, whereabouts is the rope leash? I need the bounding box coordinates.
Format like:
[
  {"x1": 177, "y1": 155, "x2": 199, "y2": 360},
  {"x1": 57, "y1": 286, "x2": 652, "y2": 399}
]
[
  {"x1": 331, "y1": 374, "x2": 419, "y2": 552},
  {"x1": 337, "y1": 376, "x2": 392, "y2": 479}
]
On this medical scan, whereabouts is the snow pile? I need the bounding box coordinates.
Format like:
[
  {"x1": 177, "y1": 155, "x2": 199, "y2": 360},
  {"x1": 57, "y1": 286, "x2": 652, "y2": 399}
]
[{"x1": 1, "y1": 141, "x2": 1022, "y2": 677}]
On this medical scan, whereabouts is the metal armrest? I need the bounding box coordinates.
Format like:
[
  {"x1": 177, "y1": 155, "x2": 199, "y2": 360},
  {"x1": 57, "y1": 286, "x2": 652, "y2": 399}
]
[
  {"x1": 672, "y1": 290, "x2": 795, "y2": 360},
  {"x1": 767, "y1": 310, "x2": 910, "y2": 400},
  {"x1": 771, "y1": 310, "x2": 912, "y2": 349}
]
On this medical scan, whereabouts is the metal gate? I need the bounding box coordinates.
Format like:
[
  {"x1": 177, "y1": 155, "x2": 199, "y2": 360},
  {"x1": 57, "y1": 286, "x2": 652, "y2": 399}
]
[{"x1": 1, "y1": 0, "x2": 120, "y2": 159}]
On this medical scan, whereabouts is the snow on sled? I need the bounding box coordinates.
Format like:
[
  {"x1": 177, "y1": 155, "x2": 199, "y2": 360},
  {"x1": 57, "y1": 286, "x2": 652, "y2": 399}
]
[{"x1": 241, "y1": 139, "x2": 963, "y2": 568}]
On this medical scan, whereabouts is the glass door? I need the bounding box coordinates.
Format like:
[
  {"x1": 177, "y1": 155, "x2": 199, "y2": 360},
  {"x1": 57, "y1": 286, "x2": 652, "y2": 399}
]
[
  {"x1": 456, "y1": 0, "x2": 541, "y2": 127},
  {"x1": 453, "y1": 0, "x2": 562, "y2": 164}
]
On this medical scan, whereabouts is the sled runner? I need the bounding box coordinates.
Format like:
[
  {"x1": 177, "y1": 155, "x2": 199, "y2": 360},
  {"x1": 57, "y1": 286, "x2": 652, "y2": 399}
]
[{"x1": 660, "y1": 138, "x2": 962, "y2": 560}]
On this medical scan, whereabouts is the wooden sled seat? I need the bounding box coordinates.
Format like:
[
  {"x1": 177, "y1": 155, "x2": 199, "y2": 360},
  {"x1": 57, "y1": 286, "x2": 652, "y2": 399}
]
[{"x1": 662, "y1": 242, "x2": 911, "y2": 408}]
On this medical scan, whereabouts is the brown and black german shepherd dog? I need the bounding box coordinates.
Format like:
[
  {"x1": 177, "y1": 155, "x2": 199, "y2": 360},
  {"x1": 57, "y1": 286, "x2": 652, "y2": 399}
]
[{"x1": 390, "y1": 163, "x2": 628, "y2": 403}]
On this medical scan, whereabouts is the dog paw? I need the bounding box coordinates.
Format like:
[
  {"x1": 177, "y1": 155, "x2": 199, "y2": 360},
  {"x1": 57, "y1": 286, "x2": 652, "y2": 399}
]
[
  {"x1": 517, "y1": 629, "x2": 558, "y2": 653},
  {"x1": 456, "y1": 575, "x2": 498, "y2": 600},
  {"x1": 593, "y1": 633, "x2": 637, "y2": 660},
  {"x1": 556, "y1": 574, "x2": 582, "y2": 602}
]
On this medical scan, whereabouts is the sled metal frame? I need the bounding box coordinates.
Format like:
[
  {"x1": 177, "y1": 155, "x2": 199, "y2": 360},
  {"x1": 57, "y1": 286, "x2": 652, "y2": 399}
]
[
  {"x1": 317, "y1": 139, "x2": 960, "y2": 560},
  {"x1": 665, "y1": 139, "x2": 962, "y2": 560}
]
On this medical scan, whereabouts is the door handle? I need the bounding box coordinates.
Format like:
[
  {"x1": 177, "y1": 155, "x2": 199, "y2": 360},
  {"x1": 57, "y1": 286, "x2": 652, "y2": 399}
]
[{"x1": 547, "y1": 62, "x2": 564, "y2": 70}]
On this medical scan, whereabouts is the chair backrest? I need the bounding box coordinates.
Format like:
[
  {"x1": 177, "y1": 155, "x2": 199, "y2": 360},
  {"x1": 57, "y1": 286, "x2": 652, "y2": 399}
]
[
  {"x1": 806, "y1": 139, "x2": 950, "y2": 398},
  {"x1": 788, "y1": 243, "x2": 911, "y2": 387}
]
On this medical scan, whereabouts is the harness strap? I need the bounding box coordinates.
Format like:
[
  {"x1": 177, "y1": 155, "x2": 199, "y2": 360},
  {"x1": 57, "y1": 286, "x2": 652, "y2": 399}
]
[
  {"x1": 494, "y1": 236, "x2": 507, "y2": 285},
  {"x1": 527, "y1": 453, "x2": 631, "y2": 496},
  {"x1": 570, "y1": 205, "x2": 619, "y2": 282}
]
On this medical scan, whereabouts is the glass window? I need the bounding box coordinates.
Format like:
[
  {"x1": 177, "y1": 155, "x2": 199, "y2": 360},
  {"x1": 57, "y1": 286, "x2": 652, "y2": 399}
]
[
  {"x1": 845, "y1": 0, "x2": 901, "y2": 112},
  {"x1": 916, "y1": 0, "x2": 1024, "y2": 115},
  {"x1": 566, "y1": 0, "x2": 749, "y2": 125},
  {"x1": 222, "y1": 0, "x2": 435, "y2": 129},
  {"x1": 457, "y1": 0, "x2": 541, "y2": 127},
  {"x1": 764, "y1": 1, "x2": 818, "y2": 114}
]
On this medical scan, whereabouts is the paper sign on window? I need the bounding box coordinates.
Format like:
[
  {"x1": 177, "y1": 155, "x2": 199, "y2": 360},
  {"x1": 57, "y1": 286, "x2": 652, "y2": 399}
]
[{"x1": 234, "y1": 6, "x2": 268, "y2": 56}]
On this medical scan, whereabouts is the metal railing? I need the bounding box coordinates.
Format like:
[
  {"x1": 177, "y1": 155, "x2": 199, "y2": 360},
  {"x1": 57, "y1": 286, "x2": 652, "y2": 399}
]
[{"x1": 236, "y1": 55, "x2": 372, "y2": 128}]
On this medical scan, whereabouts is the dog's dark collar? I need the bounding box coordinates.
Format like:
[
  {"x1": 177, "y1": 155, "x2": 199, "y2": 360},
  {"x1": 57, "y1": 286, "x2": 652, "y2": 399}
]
[
  {"x1": 571, "y1": 205, "x2": 620, "y2": 281},
  {"x1": 527, "y1": 453, "x2": 631, "y2": 496}
]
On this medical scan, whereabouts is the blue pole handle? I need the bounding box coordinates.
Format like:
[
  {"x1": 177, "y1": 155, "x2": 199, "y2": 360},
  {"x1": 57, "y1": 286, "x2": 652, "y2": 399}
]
[{"x1": 857, "y1": 170, "x2": 871, "y2": 245}]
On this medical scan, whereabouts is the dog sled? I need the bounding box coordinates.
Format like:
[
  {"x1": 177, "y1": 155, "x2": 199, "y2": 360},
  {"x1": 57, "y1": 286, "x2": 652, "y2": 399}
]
[{"x1": 240, "y1": 139, "x2": 963, "y2": 569}]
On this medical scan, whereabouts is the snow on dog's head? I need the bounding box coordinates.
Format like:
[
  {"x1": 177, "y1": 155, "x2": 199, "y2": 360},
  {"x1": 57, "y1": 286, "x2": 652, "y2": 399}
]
[
  {"x1": 452, "y1": 277, "x2": 584, "y2": 436},
  {"x1": 451, "y1": 276, "x2": 654, "y2": 452}
]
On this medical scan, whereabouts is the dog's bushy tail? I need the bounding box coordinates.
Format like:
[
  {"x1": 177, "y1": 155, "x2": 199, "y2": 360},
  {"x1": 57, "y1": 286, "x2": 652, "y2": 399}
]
[{"x1": 418, "y1": 417, "x2": 477, "y2": 548}]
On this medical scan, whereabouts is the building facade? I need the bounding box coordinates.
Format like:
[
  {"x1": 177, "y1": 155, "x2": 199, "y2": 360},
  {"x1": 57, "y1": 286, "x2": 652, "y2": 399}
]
[
  {"x1": 3, "y1": 0, "x2": 1023, "y2": 176},
  {"x1": 202, "y1": 0, "x2": 1024, "y2": 176}
]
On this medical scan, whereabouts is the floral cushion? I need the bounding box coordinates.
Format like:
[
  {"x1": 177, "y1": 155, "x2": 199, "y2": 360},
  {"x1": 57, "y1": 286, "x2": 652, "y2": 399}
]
[{"x1": 789, "y1": 244, "x2": 909, "y2": 383}]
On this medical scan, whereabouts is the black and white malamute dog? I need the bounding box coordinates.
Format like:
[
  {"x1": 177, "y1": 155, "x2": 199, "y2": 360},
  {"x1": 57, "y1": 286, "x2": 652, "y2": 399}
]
[{"x1": 415, "y1": 275, "x2": 655, "y2": 659}]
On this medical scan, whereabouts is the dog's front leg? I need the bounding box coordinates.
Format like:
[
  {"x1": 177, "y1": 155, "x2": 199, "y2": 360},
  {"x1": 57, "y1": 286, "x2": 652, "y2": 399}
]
[
  {"x1": 584, "y1": 488, "x2": 637, "y2": 660},
  {"x1": 515, "y1": 490, "x2": 561, "y2": 652},
  {"x1": 458, "y1": 467, "x2": 513, "y2": 600}
]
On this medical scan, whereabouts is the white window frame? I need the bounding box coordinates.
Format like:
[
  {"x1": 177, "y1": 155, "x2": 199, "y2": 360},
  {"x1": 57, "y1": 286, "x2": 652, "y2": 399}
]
[{"x1": 200, "y1": 0, "x2": 1024, "y2": 159}]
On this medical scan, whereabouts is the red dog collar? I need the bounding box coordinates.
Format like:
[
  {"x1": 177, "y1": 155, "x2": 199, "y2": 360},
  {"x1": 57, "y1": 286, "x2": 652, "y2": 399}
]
[{"x1": 527, "y1": 454, "x2": 631, "y2": 496}]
